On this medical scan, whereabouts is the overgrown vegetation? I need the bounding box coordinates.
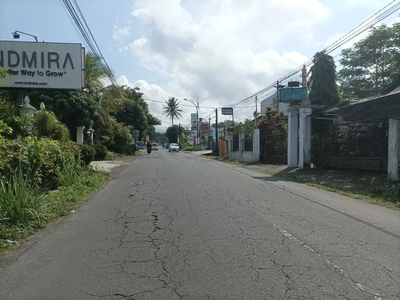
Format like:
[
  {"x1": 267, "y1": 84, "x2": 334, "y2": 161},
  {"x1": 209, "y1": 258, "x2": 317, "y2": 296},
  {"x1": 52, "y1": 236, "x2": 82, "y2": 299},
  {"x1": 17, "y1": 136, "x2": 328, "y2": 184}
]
[
  {"x1": 258, "y1": 107, "x2": 287, "y2": 157},
  {"x1": 0, "y1": 164, "x2": 108, "y2": 253}
]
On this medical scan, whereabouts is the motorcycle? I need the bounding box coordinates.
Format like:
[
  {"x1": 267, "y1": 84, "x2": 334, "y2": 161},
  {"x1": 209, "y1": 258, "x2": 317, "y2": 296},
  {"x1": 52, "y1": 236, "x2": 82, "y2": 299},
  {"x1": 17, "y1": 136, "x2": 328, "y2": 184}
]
[{"x1": 147, "y1": 147, "x2": 152, "y2": 154}]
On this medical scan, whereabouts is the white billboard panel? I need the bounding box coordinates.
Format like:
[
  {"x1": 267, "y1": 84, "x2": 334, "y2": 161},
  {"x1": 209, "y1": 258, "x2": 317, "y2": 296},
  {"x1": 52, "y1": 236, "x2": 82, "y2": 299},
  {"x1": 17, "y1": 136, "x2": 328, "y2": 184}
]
[{"x1": 0, "y1": 41, "x2": 84, "y2": 90}]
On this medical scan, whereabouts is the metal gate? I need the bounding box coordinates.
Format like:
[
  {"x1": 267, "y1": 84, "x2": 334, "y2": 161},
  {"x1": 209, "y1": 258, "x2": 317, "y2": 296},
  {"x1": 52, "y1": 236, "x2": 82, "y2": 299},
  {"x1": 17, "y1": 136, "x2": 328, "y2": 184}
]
[{"x1": 260, "y1": 130, "x2": 287, "y2": 164}]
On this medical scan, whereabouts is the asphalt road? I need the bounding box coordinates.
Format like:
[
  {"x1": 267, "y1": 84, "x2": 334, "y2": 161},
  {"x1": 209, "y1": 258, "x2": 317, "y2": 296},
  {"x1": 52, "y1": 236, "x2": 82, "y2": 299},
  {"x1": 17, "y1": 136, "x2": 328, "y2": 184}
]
[{"x1": 0, "y1": 150, "x2": 399, "y2": 300}]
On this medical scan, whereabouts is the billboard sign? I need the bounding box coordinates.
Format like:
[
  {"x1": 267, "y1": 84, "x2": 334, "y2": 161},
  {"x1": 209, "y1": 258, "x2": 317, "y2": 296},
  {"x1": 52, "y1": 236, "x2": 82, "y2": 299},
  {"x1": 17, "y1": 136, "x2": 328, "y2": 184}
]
[
  {"x1": 201, "y1": 123, "x2": 209, "y2": 136},
  {"x1": 279, "y1": 87, "x2": 308, "y2": 103},
  {"x1": 0, "y1": 41, "x2": 84, "y2": 90},
  {"x1": 191, "y1": 130, "x2": 197, "y2": 137},
  {"x1": 221, "y1": 107, "x2": 233, "y2": 115},
  {"x1": 191, "y1": 113, "x2": 197, "y2": 124}
]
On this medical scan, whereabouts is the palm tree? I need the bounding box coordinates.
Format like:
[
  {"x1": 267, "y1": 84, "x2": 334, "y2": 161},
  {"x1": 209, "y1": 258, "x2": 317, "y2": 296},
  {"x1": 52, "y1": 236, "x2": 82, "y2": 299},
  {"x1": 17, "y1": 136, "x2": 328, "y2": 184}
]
[{"x1": 162, "y1": 97, "x2": 183, "y2": 125}]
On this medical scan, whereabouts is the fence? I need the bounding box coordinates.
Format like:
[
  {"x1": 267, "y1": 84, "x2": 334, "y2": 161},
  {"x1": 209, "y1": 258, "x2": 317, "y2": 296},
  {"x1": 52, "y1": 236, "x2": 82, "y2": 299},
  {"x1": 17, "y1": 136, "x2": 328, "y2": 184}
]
[
  {"x1": 245, "y1": 132, "x2": 253, "y2": 151},
  {"x1": 233, "y1": 133, "x2": 239, "y2": 151},
  {"x1": 259, "y1": 129, "x2": 287, "y2": 164},
  {"x1": 228, "y1": 129, "x2": 260, "y2": 163},
  {"x1": 311, "y1": 117, "x2": 389, "y2": 171}
]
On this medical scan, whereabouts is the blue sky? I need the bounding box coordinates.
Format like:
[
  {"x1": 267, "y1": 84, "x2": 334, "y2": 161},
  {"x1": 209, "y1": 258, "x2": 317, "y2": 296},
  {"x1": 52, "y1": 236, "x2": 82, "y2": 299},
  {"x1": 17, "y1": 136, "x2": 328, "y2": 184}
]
[{"x1": 0, "y1": 0, "x2": 396, "y2": 131}]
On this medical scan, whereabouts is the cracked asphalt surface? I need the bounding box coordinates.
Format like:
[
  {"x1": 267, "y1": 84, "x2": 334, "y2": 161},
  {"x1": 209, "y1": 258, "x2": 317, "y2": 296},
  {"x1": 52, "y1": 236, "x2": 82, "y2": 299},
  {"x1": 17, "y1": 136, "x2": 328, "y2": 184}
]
[{"x1": 0, "y1": 150, "x2": 399, "y2": 299}]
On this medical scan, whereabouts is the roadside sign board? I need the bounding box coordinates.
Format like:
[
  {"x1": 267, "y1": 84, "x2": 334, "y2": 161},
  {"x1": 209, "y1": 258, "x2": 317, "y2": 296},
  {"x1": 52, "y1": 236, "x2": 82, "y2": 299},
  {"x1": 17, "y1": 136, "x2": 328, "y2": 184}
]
[
  {"x1": 221, "y1": 107, "x2": 233, "y2": 115},
  {"x1": 191, "y1": 130, "x2": 197, "y2": 137},
  {"x1": 279, "y1": 87, "x2": 308, "y2": 103},
  {"x1": 0, "y1": 41, "x2": 84, "y2": 90},
  {"x1": 191, "y1": 113, "x2": 197, "y2": 124}
]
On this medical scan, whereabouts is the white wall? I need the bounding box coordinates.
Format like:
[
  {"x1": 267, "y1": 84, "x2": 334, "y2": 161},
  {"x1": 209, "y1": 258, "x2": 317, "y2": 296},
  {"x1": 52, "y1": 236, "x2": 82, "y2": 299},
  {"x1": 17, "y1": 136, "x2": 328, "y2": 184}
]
[{"x1": 260, "y1": 93, "x2": 289, "y2": 116}]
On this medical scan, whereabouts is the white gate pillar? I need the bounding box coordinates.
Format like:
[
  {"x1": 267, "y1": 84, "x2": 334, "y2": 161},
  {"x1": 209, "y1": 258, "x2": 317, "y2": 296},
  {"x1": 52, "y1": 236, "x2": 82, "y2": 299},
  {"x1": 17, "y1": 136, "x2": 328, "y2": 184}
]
[
  {"x1": 388, "y1": 118, "x2": 399, "y2": 181},
  {"x1": 299, "y1": 106, "x2": 312, "y2": 169},
  {"x1": 76, "y1": 126, "x2": 85, "y2": 144},
  {"x1": 253, "y1": 129, "x2": 260, "y2": 162},
  {"x1": 239, "y1": 131, "x2": 245, "y2": 154}
]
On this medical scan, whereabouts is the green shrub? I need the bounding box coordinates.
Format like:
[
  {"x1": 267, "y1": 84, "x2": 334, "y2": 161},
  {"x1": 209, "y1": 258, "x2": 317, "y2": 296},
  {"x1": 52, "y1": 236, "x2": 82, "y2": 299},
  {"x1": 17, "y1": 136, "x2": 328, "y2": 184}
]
[
  {"x1": 0, "y1": 137, "x2": 80, "y2": 189},
  {"x1": 34, "y1": 110, "x2": 69, "y2": 142},
  {"x1": 58, "y1": 158, "x2": 83, "y2": 187},
  {"x1": 53, "y1": 123, "x2": 70, "y2": 142},
  {"x1": 94, "y1": 144, "x2": 108, "y2": 160},
  {"x1": 112, "y1": 124, "x2": 133, "y2": 154},
  {"x1": 79, "y1": 143, "x2": 96, "y2": 165},
  {"x1": 34, "y1": 110, "x2": 58, "y2": 137},
  {"x1": 0, "y1": 99, "x2": 33, "y2": 139},
  {"x1": 124, "y1": 143, "x2": 137, "y2": 155},
  {"x1": 0, "y1": 165, "x2": 48, "y2": 225},
  {"x1": 105, "y1": 151, "x2": 118, "y2": 160}
]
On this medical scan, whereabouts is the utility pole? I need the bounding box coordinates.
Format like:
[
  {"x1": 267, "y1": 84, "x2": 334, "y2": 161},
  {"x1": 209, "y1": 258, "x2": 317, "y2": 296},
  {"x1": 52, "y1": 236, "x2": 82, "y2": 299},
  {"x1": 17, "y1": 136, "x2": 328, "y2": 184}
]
[
  {"x1": 224, "y1": 120, "x2": 227, "y2": 137},
  {"x1": 208, "y1": 117, "x2": 211, "y2": 149},
  {"x1": 196, "y1": 99, "x2": 199, "y2": 147},
  {"x1": 232, "y1": 109, "x2": 235, "y2": 132},
  {"x1": 276, "y1": 80, "x2": 280, "y2": 109},
  {"x1": 215, "y1": 109, "x2": 218, "y2": 156},
  {"x1": 199, "y1": 118, "x2": 203, "y2": 147},
  {"x1": 255, "y1": 95, "x2": 258, "y2": 128},
  {"x1": 178, "y1": 123, "x2": 181, "y2": 145}
]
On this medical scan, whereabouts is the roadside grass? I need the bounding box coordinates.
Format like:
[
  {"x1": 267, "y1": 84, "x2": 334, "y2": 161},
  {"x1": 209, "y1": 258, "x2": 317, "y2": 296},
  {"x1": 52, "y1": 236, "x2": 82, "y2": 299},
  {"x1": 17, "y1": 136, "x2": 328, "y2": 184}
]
[
  {"x1": 105, "y1": 151, "x2": 123, "y2": 160},
  {"x1": 271, "y1": 171, "x2": 400, "y2": 211},
  {"x1": 104, "y1": 150, "x2": 139, "y2": 161},
  {"x1": 0, "y1": 165, "x2": 109, "y2": 254},
  {"x1": 278, "y1": 172, "x2": 400, "y2": 210},
  {"x1": 205, "y1": 156, "x2": 400, "y2": 211},
  {"x1": 205, "y1": 155, "x2": 239, "y2": 164}
]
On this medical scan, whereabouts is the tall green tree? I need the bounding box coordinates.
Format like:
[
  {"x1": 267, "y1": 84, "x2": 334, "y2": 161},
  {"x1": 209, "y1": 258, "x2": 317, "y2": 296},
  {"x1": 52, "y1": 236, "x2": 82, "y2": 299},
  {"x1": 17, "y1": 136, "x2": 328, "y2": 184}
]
[
  {"x1": 115, "y1": 87, "x2": 160, "y2": 139},
  {"x1": 85, "y1": 53, "x2": 113, "y2": 94},
  {"x1": 165, "y1": 125, "x2": 181, "y2": 143},
  {"x1": 339, "y1": 23, "x2": 400, "y2": 99},
  {"x1": 308, "y1": 51, "x2": 340, "y2": 107},
  {"x1": 162, "y1": 97, "x2": 183, "y2": 125}
]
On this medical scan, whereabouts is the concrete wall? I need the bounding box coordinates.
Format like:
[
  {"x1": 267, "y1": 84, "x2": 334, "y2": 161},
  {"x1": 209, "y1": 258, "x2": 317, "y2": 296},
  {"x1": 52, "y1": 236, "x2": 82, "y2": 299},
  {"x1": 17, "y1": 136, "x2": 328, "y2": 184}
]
[{"x1": 228, "y1": 129, "x2": 260, "y2": 163}]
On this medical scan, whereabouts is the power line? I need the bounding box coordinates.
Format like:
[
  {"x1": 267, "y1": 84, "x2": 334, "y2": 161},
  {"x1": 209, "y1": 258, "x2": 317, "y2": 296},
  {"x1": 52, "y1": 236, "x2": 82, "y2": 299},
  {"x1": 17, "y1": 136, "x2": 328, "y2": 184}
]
[
  {"x1": 228, "y1": 0, "x2": 400, "y2": 109},
  {"x1": 60, "y1": 0, "x2": 117, "y2": 86}
]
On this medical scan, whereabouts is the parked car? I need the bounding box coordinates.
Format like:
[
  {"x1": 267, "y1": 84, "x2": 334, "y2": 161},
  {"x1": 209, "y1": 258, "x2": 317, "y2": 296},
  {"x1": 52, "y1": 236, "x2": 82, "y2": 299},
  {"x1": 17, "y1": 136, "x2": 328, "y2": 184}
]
[
  {"x1": 168, "y1": 143, "x2": 180, "y2": 152},
  {"x1": 151, "y1": 143, "x2": 159, "y2": 150}
]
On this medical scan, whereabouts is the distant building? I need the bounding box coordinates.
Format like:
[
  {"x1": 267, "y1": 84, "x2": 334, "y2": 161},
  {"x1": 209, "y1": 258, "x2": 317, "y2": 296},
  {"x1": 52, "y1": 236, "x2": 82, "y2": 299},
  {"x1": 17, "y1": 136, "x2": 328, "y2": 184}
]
[{"x1": 260, "y1": 92, "x2": 289, "y2": 116}]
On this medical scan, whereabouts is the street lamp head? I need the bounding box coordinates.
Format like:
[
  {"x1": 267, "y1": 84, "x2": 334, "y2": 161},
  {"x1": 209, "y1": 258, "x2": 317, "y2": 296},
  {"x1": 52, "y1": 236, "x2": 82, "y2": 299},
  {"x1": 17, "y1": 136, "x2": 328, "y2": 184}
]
[{"x1": 12, "y1": 32, "x2": 20, "y2": 39}]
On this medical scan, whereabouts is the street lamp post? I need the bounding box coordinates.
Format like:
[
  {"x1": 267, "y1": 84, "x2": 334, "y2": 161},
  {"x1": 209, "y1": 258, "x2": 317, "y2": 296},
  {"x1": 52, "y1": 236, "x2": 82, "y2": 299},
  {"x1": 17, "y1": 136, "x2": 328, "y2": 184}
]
[
  {"x1": 12, "y1": 30, "x2": 40, "y2": 105},
  {"x1": 12, "y1": 30, "x2": 39, "y2": 42},
  {"x1": 184, "y1": 98, "x2": 199, "y2": 146}
]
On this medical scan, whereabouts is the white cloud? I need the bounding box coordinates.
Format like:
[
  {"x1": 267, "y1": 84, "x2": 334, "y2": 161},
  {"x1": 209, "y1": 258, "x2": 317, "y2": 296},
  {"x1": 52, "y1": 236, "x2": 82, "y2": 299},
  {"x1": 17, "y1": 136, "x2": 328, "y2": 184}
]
[
  {"x1": 118, "y1": 0, "x2": 331, "y2": 125},
  {"x1": 127, "y1": 37, "x2": 169, "y2": 70},
  {"x1": 112, "y1": 25, "x2": 131, "y2": 41},
  {"x1": 346, "y1": 0, "x2": 392, "y2": 8}
]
